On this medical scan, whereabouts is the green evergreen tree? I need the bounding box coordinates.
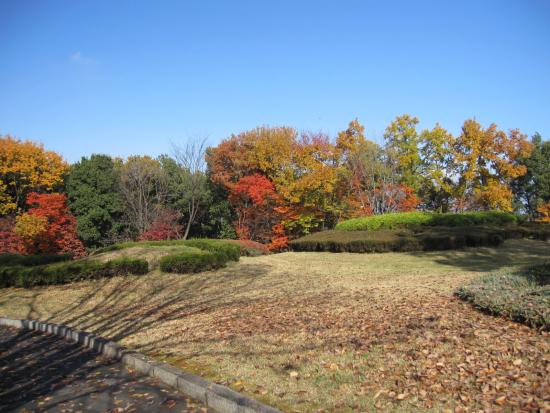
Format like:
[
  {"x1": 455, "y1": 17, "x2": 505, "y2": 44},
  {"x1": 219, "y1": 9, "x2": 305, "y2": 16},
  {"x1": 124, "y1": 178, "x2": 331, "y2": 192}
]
[
  {"x1": 512, "y1": 133, "x2": 550, "y2": 215},
  {"x1": 66, "y1": 154, "x2": 125, "y2": 247}
]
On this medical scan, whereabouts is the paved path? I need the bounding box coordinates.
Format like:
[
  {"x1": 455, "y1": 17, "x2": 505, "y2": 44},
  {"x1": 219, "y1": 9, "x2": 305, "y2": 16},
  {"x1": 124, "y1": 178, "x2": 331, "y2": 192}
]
[{"x1": 0, "y1": 326, "x2": 208, "y2": 412}]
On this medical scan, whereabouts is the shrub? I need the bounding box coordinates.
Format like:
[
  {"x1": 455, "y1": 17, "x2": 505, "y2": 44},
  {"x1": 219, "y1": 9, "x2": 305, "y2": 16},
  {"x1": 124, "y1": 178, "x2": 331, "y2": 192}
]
[
  {"x1": 290, "y1": 226, "x2": 507, "y2": 253},
  {"x1": 0, "y1": 253, "x2": 73, "y2": 267},
  {"x1": 428, "y1": 211, "x2": 517, "y2": 227},
  {"x1": 182, "y1": 239, "x2": 240, "y2": 261},
  {"x1": 335, "y1": 211, "x2": 518, "y2": 231},
  {"x1": 160, "y1": 250, "x2": 226, "y2": 273},
  {"x1": 226, "y1": 239, "x2": 270, "y2": 256},
  {"x1": 0, "y1": 257, "x2": 148, "y2": 288},
  {"x1": 456, "y1": 263, "x2": 550, "y2": 329},
  {"x1": 159, "y1": 239, "x2": 240, "y2": 274}
]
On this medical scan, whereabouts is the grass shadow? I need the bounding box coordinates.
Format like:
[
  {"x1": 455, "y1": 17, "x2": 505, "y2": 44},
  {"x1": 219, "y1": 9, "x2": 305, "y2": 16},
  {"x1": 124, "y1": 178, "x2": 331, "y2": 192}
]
[{"x1": 407, "y1": 239, "x2": 550, "y2": 272}]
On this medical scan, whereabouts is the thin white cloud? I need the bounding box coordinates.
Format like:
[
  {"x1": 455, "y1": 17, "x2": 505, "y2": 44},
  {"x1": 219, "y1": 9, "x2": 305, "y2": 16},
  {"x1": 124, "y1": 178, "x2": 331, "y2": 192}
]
[{"x1": 70, "y1": 51, "x2": 96, "y2": 65}]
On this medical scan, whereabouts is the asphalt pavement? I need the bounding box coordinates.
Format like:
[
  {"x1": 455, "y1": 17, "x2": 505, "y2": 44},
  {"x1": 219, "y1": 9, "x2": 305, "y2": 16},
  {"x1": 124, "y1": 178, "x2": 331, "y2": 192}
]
[{"x1": 0, "y1": 325, "x2": 207, "y2": 413}]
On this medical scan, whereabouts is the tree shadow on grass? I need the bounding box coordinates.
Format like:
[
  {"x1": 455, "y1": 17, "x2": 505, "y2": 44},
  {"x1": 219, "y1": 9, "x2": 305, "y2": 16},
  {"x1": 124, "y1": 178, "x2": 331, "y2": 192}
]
[
  {"x1": 38, "y1": 262, "x2": 278, "y2": 349},
  {"x1": 407, "y1": 239, "x2": 550, "y2": 272}
]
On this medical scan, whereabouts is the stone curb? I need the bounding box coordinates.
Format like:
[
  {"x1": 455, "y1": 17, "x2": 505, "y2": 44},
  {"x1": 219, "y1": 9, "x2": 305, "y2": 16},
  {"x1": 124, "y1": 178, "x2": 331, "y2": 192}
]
[{"x1": 0, "y1": 317, "x2": 283, "y2": 413}]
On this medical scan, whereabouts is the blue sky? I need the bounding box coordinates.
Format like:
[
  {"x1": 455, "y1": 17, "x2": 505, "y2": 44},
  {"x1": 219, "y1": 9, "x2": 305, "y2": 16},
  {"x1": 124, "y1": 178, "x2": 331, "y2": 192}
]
[{"x1": 1, "y1": 0, "x2": 549, "y2": 163}]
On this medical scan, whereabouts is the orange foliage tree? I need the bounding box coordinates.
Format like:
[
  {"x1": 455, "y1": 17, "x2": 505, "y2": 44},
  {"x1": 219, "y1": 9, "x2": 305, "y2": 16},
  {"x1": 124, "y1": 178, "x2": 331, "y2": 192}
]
[
  {"x1": 537, "y1": 202, "x2": 550, "y2": 223},
  {"x1": 0, "y1": 135, "x2": 68, "y2": 213}
]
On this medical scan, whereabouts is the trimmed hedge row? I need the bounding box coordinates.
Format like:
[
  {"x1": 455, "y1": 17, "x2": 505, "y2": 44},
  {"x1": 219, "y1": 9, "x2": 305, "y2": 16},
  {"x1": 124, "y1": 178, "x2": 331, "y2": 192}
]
[
  {"x1": 0, "y1": 253, "x2": 73, "y2": 267},
  {"x1": 335, "y1": 211, "x2": 518, "y2": 231},
  {"x1": 159, "y1": 240, "x2": 240, "y2": 274},
  {"x1": 93, "y1": 238, "x2": 246, "y2": 257},
  {"x1": 456, "y1": 263, "x2": 550, "y2": 329},
  {"x1": 0, "y1": 257, "x2": 149, "y2": 288},
  {"x1": 290, "y1": 226, "x2": 507, "y2": 253}
]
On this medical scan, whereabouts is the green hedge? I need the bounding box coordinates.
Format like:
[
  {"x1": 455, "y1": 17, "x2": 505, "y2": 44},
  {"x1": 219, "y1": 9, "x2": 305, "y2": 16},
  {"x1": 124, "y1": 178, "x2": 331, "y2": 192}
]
[
  {"x1": 159, "y1": 239, "x2": 240, "y2": 274},
  {"x1": 290, "y1": 226, "x2": 509, "y2": 253},
  {"x1": 182, "y1": 239, "x2": 240, "y2": 262},
  {"x1": 456, "y1": 263, "x2": 550, "y2": 329},
  {"x1": 93, "y1": 238, "x2": 242, "y2": 257},
  {"x1": 335, "y1": 211, "x2": 518, "y2": 231},
  {"x1": 0, "y1": 253, "x2": 73, "y2": 267},
  {"x1": 0, "y1": 257, "x2": 148, "y2": 288}
]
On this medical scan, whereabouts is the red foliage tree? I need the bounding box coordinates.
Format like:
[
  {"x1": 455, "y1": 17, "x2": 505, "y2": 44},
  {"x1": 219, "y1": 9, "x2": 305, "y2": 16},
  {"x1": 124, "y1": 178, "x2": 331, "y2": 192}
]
[
  {"x1": 228, "y1": 174, "x2": 287, "y2": 247},
  {"x1": 139, "y1": 208, "x2": 183, "y2": 241},
  {"x1": 24, "y1": 192, "x2": 86, "y2": 257},
  {"x1": 0, "y1": 216, "x2": 24, "y2": 254},
  {"x1": 267, "y1": 223, "x2": 288, "y2": 251}
]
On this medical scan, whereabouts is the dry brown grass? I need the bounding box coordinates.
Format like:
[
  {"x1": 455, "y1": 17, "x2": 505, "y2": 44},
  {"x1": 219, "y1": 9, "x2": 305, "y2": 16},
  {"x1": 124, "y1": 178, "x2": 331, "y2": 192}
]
[{"x1": 0, "y1": 239, "x2": 549, "y2": 412}]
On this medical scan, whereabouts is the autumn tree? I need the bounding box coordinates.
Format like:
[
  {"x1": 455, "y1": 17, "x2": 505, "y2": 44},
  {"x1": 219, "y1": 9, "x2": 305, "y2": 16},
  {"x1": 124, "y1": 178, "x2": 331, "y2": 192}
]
[
  {"x1": 118, "y1": 156, "x2": 167, "y2": 236},
  {"x1": 15, "y1": 193, "x2": 85, "y2": 257},
  {"x1": 138, "y1": 207, "x2": 183, "y2": 240},
  {"x1": 343, "y1": 139, "x2": 419, "y2": 215},
  {"x1": 0, "y1": 135, "x2": 68, "y2": 213},
  {"x1": 0, "y1": 216, "x2": 24, "y2": 254},
  {"x1": 418, "y1": 124, "x2": 455, "y2": 212},
  {"x1": 228, "y1": 174, "x2": 287, "y2": 248},
  {"x1": 206, "y1": 126, "x2": 299, "y2": 240},
  {"x1": 282, "y1": 132, "x2": 340, "y2": 233},
  {"x1": 66, "y1": 154, "x2": 125, "y2": 247},
  {"x1": 383, "y1": 115, "x2": 421, "y2": 190},
  {"x1": 454, "y1": 120, "x2": 532, "y2": 211}
]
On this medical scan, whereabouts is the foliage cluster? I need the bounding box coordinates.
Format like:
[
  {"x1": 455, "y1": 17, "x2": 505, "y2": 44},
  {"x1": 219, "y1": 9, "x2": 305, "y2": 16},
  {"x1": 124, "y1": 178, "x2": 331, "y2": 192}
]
[
  {"x1": 1, "y1": 116, "x2": 548, "y2": 254},
  {"x1": 0, "y1": 257, "x2": 148, "y2": 288},
  {"x1": 456, "y1": 263, "x2": 550, "y2": 329},
  {"x1": 335, "y1": 211, "x2": 517, "y2": 231}
]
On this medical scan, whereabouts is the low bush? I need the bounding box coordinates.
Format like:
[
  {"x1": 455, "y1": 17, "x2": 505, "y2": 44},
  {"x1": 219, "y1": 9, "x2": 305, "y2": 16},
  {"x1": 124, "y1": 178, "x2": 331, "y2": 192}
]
[
  {"x1": 335, "y1": 211, "x2": 518, "y2": 231},
  {"x1": 0, "y1": 253, "x2": 73, "y2": 267},
  {"x1": 455, "y1": 263, "x2": 550, "y2": 329},
  {"x1": 160, "y1": 250, "x2": 219, "y2": 273},
  {"x1": 0, "y1": 257, "x2": 148, "y2": 288},
  {"x1": 226, "y1": 239, "x2": 270, "y2": 256},
  {"x1": 182, "y1": 239, "x2": 240, "y2": 262},
  {"x1": 290, "y1": 226, "x2": 508, "y2": 253},
  {"x1": 159, "y1": 239, "x2": 240, "y2": 274}
]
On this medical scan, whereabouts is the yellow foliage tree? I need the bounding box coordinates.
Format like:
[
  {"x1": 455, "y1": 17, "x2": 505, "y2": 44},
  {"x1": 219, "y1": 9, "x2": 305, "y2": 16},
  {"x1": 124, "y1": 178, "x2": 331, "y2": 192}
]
[
  {"x1": 14, "y1": 213, "x2": 47, "y2": 252},
  {"x1": 454, "y1": 120, "x2": 532, "y2": 211},
  {"x1": 0, "y1": 135, "x2": 68, "y2": 213},
  {"x1": 536, "y1": 202, "x2": 550, "y2": 223}
]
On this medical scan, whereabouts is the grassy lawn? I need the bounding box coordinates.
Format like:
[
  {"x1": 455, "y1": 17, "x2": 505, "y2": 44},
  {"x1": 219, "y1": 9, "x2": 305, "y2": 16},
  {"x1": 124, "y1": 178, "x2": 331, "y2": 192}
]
[{"x1": 0, "y1": 239, "x2": 549, "y2": 412}]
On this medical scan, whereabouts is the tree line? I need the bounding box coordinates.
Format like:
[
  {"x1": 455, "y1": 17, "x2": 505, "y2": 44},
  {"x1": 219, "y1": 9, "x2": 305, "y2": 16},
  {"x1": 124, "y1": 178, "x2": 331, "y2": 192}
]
[{"x1": 0, "y1": 115, "x2": 548, "y2": 254}]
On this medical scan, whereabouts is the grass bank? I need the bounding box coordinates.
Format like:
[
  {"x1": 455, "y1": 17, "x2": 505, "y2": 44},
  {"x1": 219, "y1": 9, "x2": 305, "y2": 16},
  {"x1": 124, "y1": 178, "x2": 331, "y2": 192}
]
[{"x1": 0, "y1": 239, "x2": 548, "y2": 412}]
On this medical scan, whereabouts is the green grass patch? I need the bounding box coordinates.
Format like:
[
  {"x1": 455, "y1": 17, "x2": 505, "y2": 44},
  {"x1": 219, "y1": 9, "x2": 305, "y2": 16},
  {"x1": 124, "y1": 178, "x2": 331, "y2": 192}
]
[
  {"x1": 0, "y1": 257, "x2": 148, "y2": 288},
  {"x1": 456, "y1": 263, "x2": 550, "y2": 329},
  {"x1": 335, "y1": 211, "x2": 518, "y2": 231}
]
